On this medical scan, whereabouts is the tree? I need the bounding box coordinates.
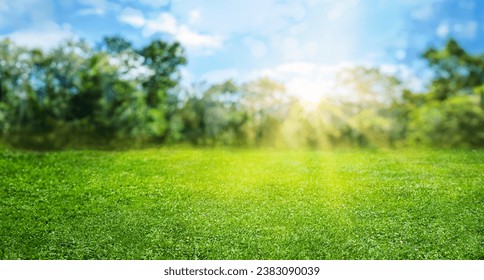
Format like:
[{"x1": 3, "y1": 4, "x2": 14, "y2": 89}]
[
  {"x1": 423, "y1": 38, "x2": 484, "y2": 107},
  {"x1": 0, "y1": 36, "x2": 188, "y2": 148},
  {"x1": 177, "y1": 80, "x2": 244, "y2": 145},
  {"x1": 405, "y1": 38, "x2": 484, "y2": 147},
  {"x1": 408, "y1": 96, "x2": 484, "y2": 147},
  {"x1": 100, "y1": 35, "x2": 133, "y2": 54},
  {"x1": 335, "y1": 66, "x2": 404, "y2": 147},
  {"x1": 140, "y1": 40, "x2": 187, "y2": 139},
  {"x1": 240, "y1": 78, "x2": 290, "y2": 146}
]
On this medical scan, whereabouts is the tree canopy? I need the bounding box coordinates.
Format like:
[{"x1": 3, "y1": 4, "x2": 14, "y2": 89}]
[{"x1": 0, "y1": 36, "x2": 482, "y2": 149}]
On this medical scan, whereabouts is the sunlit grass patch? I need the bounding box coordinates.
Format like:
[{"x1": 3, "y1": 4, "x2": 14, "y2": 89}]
[{"x1": 0, "y1": 148, "x2": 482, "y2": 259}]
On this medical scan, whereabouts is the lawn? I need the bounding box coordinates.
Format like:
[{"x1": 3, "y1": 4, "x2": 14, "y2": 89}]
[{"x1": 0, "y1": 147, "x2": 482, "y2": 259}]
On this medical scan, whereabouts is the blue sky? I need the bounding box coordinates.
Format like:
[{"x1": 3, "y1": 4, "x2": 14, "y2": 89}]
[{"x1": 1, "y1": 0, "x2": 483, "y2": 101}]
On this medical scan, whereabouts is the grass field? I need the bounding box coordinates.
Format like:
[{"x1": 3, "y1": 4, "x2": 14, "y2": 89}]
[{"x1": 0, "y1": 147, "x2": 482, "y2": 259}]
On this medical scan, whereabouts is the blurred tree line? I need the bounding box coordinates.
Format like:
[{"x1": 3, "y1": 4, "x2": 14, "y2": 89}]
[{"x1": 0, "y1": 36, "x2": 482, "y2": 149}]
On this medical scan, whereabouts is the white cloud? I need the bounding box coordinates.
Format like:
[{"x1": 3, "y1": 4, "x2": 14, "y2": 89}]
[
  {"x1": 119, "y1": 7, "x2": 146, "y2": 28},
  {"x1": 188, "y1": 10, "x2": 201, "y2": 24},
  {"x1": 249, "y1": 62, "x2": 354, "y2": 102},
  {"x1": 166, "y1": 0, "x2": 361, "y2": 62},
  {"x1": 118, "y1": 11, "x2": 222, "y2": 52},
  {"x1": 327, "y1": 0, "x2": 359, "y2": 21},
  {"x1": 4, "y1": 21, "x2": 76, "y2": 50},
  {"x1": 142, "y1": 13, "x2": 178, "y2": 36},
  {"x1": 436, "y1": 21, "x2": 478, "y2": 39},
  {"x1": 0, "y1": 1, "x2": 77, "y2": 50},
  {"x1": 78, "y1": 0, "x2": 121, "y2": 16},
  {"x1": 170, "y1": 0, "x2": 310, "y2": 37},
  {"x1": 244, "y1": 37, "x2": 267, "y2": 59},
  {"x1": 176, "y1": 26, "x2": 222, "y2": 49},
  {"x1": 436, "y1": 22, "x2": 450, "y2": 38},
  {"x1": 246, "y1": 61, "x2": 423, "y2": 103},
  {"x1": 0, "y1": 0, "x2": 54, "y2": 29}
]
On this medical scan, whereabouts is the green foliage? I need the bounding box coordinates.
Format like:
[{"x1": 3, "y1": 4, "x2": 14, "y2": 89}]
[
  {"x1": 0, "y1": 36, "x2": 483, "y2": 149},
  {"x1": 333, "y1": 66, "x2": 405, "y2": 147},
  {"x1": 423, "y1": 39, "x2": 484, "y2": 102},
  {"x1": 408, "y1": 96, "x2": 484, "y2": 147},
  {"x1": 0, "y1": 36, "x2": 186, "y2": 148},
  {"x1": 100, "y1": 36, "x2": 133, "y2": 54},
  {"x1": 408, "y1": 38, "x2": 484, "y2": 148},
  {"x1": 174, "y1": 78, "x2": 291, "y2": 146},
  {"x1": 1, "y1": 148, "x2": 482, "y2": 259}
]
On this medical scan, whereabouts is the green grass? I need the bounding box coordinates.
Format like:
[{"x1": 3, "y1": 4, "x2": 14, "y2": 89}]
[{"x1": 0, "y1": 147, "x2": 482, "y2": 259}]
